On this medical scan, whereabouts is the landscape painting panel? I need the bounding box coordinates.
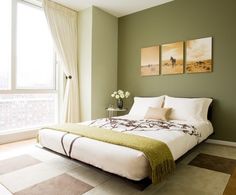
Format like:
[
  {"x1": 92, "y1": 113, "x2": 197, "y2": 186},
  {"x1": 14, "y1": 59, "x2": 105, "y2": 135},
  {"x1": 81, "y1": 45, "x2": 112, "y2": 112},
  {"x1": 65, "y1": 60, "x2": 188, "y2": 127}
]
[
  {"x1": 186, "y1": 37, "x2": 212, "y2": 73},
  {"x1": 161, "y1": 42, "x2": 184, "y2": 75},
  {"x1": 141, "y1": 46, "x2": 160, "y2": 76}
]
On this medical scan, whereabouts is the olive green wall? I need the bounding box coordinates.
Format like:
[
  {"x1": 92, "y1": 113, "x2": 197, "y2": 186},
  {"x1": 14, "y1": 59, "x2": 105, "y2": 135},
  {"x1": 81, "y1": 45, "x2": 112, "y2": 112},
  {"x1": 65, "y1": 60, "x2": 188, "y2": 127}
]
[{"x1": 118, "y1": 0, "x2": 236, "y2": 141}]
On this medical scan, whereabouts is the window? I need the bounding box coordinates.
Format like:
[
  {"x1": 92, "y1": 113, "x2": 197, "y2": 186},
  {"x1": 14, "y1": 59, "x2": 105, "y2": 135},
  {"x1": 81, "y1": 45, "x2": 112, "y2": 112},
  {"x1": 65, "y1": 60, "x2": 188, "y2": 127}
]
[
  {"x1": 0, "y1": 0, "x2": 58, "y2": 132},
  {"x1": 0, "y1": 94, "x2": 57, "y2": 131},
  {"x1": 0, "y1": 1, "x2": 12, "y2": 90},
  {"x1": 16, "y1": 2, "x2": 55, "y2": 89}
]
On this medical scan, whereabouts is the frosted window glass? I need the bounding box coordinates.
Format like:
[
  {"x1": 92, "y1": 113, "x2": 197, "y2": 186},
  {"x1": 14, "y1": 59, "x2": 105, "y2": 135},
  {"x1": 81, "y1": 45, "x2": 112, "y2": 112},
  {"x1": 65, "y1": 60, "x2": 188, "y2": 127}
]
[
  {"x1": 16, "y1": 3, "x2": 55, "y2": 89},
  {"x1": 0, "y1": 94, "x2": 57, "y2": 131}
]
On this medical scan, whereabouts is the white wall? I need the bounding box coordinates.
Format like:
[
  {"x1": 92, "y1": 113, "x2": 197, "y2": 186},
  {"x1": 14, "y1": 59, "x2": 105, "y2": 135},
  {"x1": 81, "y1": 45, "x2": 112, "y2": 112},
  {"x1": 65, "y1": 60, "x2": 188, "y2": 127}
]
[
  {"x1": 78, "y1": 6, "x2": 118, "y2": 121},
  {"x1": 78, "y1": 8, "x2": 93, "y2": 121},
  {"x1": 91, "y1": 7, "x2": 118, "y2": 119}
]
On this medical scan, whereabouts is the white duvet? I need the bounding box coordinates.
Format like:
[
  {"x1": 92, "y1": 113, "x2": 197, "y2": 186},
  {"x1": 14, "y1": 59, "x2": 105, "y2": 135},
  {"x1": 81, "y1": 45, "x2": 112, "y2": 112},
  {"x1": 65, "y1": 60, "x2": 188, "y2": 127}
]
[{"x1": 38, "y1": 115, "x2": 213, "y2": 181}]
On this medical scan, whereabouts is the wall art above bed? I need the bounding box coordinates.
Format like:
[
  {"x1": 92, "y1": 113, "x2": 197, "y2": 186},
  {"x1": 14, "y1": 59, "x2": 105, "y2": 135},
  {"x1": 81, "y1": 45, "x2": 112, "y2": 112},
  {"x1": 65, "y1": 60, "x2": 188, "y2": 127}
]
[
  {"x1": 140, "y1": 36, "x2": 213, "y2": 76},
  {"x1": 186, "y1": 37, "x2": 212, "y2": 73},
  {"x1": 141, "y1": 46, "x2": 160, "y2": 76},
  {"x1": 161, "y1": 41, "x2": 184, "y2": 75}
]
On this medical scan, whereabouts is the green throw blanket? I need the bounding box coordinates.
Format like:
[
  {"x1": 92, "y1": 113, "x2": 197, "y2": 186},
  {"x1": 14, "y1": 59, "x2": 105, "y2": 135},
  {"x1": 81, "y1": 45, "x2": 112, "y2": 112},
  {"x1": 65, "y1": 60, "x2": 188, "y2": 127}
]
[{"x1": 40, "y1": 123, "x2": 175, "y2": 184}]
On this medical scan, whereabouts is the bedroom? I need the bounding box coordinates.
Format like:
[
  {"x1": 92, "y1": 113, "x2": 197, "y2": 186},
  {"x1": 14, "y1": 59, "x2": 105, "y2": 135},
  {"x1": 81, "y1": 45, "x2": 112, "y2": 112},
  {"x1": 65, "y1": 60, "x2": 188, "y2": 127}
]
[{"x1": 0, "y1": 0, "x2": 236, "y2": 194}]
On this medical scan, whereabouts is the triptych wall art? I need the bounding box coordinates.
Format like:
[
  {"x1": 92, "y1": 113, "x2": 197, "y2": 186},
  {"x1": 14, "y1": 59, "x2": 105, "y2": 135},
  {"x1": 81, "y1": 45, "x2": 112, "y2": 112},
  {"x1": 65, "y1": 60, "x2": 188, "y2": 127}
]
[{"x1": 140, "y1": 37, "x2": 212, "y2": 76}]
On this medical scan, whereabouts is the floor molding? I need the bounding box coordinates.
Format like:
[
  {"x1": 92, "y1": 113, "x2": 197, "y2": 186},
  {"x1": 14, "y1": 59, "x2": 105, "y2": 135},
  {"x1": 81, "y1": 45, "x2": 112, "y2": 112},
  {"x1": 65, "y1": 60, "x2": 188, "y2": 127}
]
[
  {"x1": 206, "y1": 139, "x2": 236, "y2": 147},
  {"x1": 0, "y1": 129, "x2": 38, "y2": 145}
]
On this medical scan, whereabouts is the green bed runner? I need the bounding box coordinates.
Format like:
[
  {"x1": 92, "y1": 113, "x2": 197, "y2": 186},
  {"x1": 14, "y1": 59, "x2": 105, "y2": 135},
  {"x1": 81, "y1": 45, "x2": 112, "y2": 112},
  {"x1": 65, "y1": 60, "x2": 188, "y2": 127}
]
[{"x1": 41, "y1": 123, "x2": 175, "y2": 184}]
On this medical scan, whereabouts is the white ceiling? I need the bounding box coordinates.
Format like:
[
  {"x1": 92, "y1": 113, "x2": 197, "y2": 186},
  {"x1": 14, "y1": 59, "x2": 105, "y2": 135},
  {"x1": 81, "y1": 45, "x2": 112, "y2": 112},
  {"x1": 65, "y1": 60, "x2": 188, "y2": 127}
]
[{"x1": 51, "y1": 0, "x2": 174, "y2": 17}]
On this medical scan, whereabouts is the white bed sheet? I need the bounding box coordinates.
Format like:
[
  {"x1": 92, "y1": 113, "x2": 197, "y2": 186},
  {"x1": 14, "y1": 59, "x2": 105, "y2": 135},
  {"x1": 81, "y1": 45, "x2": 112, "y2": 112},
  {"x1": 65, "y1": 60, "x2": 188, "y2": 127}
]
[{"x1": 38, "y1": 115, "x2": 213, "y2": 181}]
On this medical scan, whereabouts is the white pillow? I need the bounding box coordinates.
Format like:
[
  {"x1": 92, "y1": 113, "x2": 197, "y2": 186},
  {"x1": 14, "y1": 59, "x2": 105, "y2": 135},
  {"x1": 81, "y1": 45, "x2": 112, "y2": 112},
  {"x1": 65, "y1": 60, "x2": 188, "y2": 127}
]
[
  {"x1": 129, "y1": 96, "x2": 164, "y2": 118},
  {"x1": 163, "y1": 96, "x2": 212, "y2": 122}
]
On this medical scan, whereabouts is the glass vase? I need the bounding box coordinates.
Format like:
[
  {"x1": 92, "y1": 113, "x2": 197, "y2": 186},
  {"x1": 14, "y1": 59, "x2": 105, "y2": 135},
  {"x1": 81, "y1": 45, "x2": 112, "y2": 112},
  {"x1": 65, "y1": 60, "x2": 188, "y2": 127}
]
[{"x1": 117, "y1": 98, "x2": 123, "y2": 109}]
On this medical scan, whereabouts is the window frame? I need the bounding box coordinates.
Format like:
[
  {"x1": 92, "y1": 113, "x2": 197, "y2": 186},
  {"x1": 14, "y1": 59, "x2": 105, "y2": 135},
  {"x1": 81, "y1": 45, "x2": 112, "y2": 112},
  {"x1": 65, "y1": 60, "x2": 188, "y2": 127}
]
[
  {"x1": 0, "y1": 0, "x2": 58, "y2": 95},
  {"x1": 0, "y1": 0, "x2": 62, "y2": 132}
]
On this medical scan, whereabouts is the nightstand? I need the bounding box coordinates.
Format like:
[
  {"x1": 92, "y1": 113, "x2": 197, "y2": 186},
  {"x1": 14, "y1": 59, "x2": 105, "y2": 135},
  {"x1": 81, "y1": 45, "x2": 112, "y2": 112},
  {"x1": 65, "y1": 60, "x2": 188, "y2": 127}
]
[{"x1": 106, "y1": 107, "x2": 127, "y2": 119}]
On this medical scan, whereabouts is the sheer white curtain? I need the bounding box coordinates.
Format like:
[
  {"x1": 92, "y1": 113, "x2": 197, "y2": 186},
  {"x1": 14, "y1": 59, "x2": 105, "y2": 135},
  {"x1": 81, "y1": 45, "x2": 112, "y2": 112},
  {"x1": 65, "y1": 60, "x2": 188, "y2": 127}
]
[{"x1": 43, "y1": 0, "x2": 80, "y2": 123}]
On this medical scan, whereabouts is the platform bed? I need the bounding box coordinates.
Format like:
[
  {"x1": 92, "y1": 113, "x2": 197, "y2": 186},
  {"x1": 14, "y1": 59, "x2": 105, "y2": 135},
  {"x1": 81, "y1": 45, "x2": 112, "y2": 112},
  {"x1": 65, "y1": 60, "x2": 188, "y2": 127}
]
[
  {"x1": 38, "y1": 145, "x2": 153, "y2": 191},
  {"x1": 38, "y1": 96, "x2": 213, "y2": 187}
]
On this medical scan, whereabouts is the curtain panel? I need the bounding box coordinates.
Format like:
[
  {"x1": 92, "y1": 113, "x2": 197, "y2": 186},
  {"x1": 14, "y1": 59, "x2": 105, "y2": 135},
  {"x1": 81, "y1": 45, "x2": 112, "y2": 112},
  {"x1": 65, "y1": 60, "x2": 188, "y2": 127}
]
[{"x1": 43, "y1": 0, "x2": 80, "y2": 122}]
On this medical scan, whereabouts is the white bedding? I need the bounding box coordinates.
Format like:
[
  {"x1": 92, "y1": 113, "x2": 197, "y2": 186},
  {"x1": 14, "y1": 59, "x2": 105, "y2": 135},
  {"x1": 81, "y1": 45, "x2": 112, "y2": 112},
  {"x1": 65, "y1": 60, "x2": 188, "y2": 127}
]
[{"x1": 38, "y1": 115, "x2": 213, "y2": 181}]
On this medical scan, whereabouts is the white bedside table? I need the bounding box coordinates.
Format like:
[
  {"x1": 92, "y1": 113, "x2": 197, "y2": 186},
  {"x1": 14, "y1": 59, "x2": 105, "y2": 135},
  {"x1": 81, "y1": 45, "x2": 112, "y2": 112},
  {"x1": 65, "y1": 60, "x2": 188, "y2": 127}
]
[{"x1": 106, "y1": 107, "x2": 127, "y2": 118}]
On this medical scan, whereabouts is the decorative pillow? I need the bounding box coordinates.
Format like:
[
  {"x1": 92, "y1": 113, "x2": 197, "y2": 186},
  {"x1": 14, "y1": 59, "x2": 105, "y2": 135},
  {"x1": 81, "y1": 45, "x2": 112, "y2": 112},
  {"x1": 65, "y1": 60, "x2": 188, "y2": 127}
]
[
  {"x1": 144, "y1": 107, "x2": 171, "y2": 121},
  {"x1": 128, "y1": 96, "x2": 165, "y2": 118},
  {"x1": 163, "y1": 96, "x2": 212, "y2": 121}
]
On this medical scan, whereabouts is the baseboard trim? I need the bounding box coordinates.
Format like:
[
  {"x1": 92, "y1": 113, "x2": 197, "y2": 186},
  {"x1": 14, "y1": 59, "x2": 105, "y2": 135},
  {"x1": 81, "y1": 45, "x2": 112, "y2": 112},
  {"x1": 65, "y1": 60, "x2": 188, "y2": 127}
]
[
  {"x1": 206, "y1": 139, "x2": 236, "y2": 147},
  {"x1": 0, "y1": 129, "x2": 38, "y2": 145}
]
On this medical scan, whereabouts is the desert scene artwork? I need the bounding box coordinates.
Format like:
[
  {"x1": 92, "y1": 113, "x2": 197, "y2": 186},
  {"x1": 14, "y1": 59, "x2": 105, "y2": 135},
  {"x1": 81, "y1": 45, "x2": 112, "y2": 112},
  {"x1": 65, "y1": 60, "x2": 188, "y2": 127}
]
[
  {"x1": 186, "y1": 37, "x2": 212, "y2": 73},
  {"x1": 141, "y1": 46, "x2": 160, "y2": 76},
  {"x1": 161, "y1": 42, "x2": 184, "y2": 75}
]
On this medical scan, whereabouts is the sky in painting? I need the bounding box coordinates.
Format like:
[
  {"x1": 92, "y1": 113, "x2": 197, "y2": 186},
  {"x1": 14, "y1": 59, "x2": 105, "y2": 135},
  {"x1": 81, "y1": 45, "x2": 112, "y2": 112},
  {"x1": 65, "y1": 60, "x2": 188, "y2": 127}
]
[
  {"x1": 141, "y1": 46, "x2": 159, "y2": 66},
  {"x1": 187, "y1": 37, "x2": 212, "y2": 61},
  {"x1": 162, "y1": 42, "x2": 183, "y2": 61}
]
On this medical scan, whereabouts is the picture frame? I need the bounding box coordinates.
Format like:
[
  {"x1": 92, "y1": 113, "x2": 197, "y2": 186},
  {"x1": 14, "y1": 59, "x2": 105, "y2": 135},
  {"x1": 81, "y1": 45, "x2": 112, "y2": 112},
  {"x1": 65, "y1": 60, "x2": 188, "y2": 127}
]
[
  {"x1": 186, "y1": 37, "x2": 212, "y2": 73},
  {"x1": 161, "y1": 41, "x2": 184, "y2": 75},
  {"x1": 141, "y1": 46, "x2": 160, "y2": 76}
]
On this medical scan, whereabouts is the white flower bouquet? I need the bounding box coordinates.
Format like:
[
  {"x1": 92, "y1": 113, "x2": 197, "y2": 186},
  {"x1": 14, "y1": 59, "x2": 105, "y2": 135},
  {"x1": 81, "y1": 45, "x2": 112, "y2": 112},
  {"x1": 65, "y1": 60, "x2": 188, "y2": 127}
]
[
  {"x1": 111, "y1": 90, "x2": 130, "y2": 109},
  {"x1": 111, "y1": 90, "x2": 130, "y2": 99}
]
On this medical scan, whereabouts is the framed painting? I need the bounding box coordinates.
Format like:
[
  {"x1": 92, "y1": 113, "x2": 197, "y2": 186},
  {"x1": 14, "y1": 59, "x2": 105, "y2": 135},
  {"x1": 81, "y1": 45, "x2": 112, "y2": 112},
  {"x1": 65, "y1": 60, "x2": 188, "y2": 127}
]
[
  {"x1": 141, "y1": 46, "x2": 160, "y2": 76},
  {"x1": 186, "y1": 37, "x2": 212, "y2": 73},
  {"x1": 161, "y1": 42, "x2": 184, "y2": 75}
]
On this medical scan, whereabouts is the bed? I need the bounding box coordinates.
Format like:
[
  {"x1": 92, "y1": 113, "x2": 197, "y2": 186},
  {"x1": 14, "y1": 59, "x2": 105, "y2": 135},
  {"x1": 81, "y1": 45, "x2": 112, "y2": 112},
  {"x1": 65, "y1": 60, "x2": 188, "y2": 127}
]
[{"x1": 38, "y1": 96, "x2": 213, "y2": 182}]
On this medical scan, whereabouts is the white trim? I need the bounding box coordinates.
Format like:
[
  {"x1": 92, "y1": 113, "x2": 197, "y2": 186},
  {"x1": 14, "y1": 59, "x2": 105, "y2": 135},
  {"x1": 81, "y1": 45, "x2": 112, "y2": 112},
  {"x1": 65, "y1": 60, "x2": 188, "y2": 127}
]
[
  {"x1": 12, "y1": 0, "x2": 17, "y2": 91},
  {"x1": 0, "y1": 124, "x2": 53, "y2": 135},
  {"x1": 206, "y1": 139, "x2": 236, "y2": 147},
  {"x1": 0, "y1": 89, "x2": 57, "y2": 94},
  {"x1": 0, "y1": 129, "x2": 38, "y2": 145}
]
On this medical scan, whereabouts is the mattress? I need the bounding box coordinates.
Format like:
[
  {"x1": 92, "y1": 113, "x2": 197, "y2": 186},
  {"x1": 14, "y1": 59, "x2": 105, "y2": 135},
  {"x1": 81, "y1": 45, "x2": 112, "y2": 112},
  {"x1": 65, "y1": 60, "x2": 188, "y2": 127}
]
[{"x1": 38, "y1": 115, "x2": 213, "y2": 181}]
